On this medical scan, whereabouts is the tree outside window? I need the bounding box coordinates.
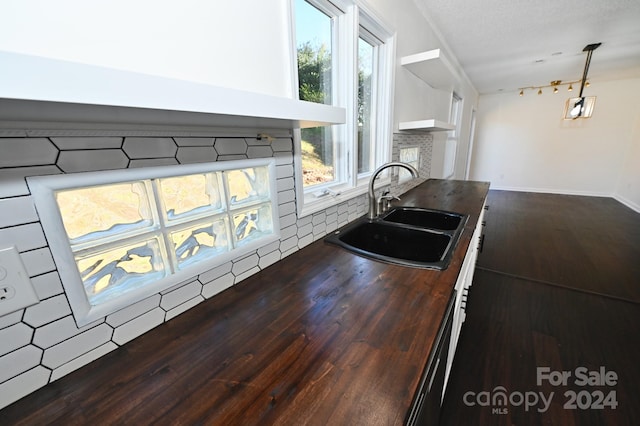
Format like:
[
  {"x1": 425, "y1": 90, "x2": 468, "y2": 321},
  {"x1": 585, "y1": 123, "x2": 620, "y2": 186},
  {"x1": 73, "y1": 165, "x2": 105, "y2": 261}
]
[
  {"x1": 358, "y1": 36, "x2": 374, "y2": 175},
  {"x1": 295, "y1": 0, "x2": 335, "y2": 187},
  {"x1": 293, "y1": 0, "x2": 393, "y2": 204}
]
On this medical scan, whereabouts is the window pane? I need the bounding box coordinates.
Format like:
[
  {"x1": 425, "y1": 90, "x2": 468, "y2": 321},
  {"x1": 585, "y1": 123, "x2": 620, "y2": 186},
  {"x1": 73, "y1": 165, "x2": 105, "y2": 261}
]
[
  {"x1": 30, "y1": 158, "x2": 279, "y2": 325},
  {"x1": 231, "y1": 203, "x2": 274, "y2": 246},
  {"x1": 443, "y1": 138, "x2": 457, "y2": 178},
  {"x1": 295, "y1": 0, "x2": 333, "y2": 105},
  {"x1": 159, "y1": 173, "x2": 223, "y2": 222},
  {"x1": 296, "y1": 0, "x2": 336, "y2": 188},
  {"x1": 170, "y1": 219, "x2": 230, "y2": 270},
  {"x1": 56, "y1": 181, "x2": 154, "y2": 244},
  {"x1": 450, "y1": 94, "x2": 462, "y2": 138},
  {"x1": 226, "y1": 167, "x2": 270, "y2": 207},
  {"x1": 300, "y1": 127, "x2": 335, "y2": 187},
  {"x1": 76, "y1": 238, "x2": 167, "y2": 306},
  {"x1": 358, "y1": 37, "x2": 375, "y2": 174}
]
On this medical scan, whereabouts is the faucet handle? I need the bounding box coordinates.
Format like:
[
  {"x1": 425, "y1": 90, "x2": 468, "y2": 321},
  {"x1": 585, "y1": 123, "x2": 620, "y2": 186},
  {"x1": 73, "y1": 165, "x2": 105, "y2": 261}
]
[
  {"x1": 380, "y1": 192, "x2": 401, "y2": 202},
  {"x1": 384, "y1": 194, "x2": 400, "y2": 201},
  {"x1": 378, "y1": 192, "x2": 400, "y2": 215}
]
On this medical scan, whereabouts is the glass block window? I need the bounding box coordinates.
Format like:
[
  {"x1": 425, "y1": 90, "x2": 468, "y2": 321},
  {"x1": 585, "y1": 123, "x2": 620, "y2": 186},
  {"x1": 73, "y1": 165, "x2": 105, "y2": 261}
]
[{"x1": 28, "y1": 158, "x2": 279, "y2": 326}]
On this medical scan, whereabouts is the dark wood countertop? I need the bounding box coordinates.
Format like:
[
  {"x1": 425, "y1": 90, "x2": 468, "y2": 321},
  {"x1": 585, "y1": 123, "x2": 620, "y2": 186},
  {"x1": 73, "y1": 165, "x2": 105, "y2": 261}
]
[{"x1": 2, "y1": 179, "x2": 489, "y2": 425}]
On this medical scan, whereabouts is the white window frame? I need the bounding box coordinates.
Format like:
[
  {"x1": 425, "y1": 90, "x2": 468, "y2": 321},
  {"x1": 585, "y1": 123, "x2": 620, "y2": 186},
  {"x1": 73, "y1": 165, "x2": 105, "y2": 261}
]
[
  {"x1": 356, "y1": 26, "x2": 381, "y2": 179},
  {"x1": 290, "y1": 0, "x2": 395, "y2": 217},
  {"x1": 28, "y1": 158, "x2": 280, "y2": 326},
  {"x1": 449, "y1": 92, "x2": 463, "y2": 139},
  {"x1": 444, "y1": 92, "x2": 463, "y2": 179}
]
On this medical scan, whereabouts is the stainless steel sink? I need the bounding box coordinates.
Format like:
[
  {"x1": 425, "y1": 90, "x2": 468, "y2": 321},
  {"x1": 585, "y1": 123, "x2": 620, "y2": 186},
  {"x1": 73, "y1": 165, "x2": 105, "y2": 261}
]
[{"x1": 325, "y1": 207, "x2": 468, "y2": 270}]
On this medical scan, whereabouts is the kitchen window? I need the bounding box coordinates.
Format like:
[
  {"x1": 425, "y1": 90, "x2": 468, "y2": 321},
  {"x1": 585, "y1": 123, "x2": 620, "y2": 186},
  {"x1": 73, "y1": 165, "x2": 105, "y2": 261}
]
[
  {"x1": 28, "y1": 158, "x2": 279, "y2": 326},
  {"x1": 295, "y1": 0, "x2": 340, "y2": 188},
  {"x1": 357, "y1": 30, "x2": 377, "y2": 176},
  {"x1": 292, "y1": 0, "x2": 394, "y2": 216},
  {"x1": 444, "y1": 92, "x2": 463, "y2": 178}
]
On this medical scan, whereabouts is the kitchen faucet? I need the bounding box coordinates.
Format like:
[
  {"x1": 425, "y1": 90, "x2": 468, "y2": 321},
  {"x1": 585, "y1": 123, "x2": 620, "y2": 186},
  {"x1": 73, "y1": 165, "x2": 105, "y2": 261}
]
[{"x1": 367, "y1": 161, "x2": 419, "y2": 220}]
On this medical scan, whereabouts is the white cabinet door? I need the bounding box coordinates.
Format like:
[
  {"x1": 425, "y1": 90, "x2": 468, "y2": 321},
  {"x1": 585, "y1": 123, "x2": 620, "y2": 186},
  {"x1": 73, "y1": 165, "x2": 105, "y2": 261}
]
[{"x1": 443, "y1": 200, "x2": 486, "y2": 393}]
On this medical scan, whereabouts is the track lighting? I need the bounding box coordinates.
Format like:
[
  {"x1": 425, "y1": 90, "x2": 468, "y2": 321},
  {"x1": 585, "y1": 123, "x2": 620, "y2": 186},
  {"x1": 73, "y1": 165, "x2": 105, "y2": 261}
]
[
  {"x1": 518, "y1": 42, "x2": 601, "y2": 111},
  {"x1": 520, "y1": 79, "x2": 580, "y2": 96}
]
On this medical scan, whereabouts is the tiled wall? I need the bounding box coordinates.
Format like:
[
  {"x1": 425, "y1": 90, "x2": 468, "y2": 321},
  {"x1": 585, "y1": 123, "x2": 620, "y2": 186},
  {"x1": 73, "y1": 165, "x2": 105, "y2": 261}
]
[
  {"x1": 391, "y1": 132, "x2": 434, "y2": 194},
  {"x1": 0, "y1": 130, "x2": 431, "y2": 409}
]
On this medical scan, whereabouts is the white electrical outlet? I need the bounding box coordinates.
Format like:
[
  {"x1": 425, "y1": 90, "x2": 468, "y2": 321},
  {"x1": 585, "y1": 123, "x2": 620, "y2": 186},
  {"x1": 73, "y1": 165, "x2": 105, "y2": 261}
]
[{"x1": 0, "y1": 246, "x2": 39, "y2": 316}]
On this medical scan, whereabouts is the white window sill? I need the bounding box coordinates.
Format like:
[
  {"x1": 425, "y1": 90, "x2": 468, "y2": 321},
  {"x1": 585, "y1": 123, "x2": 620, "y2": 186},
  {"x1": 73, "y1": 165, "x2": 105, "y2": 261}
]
[
  {"x1": 298, "y1": 177, "x2": 391, "y2": 218},
  {"x1": 300, "y1": 185, "x2": 367, "y2": 218}
]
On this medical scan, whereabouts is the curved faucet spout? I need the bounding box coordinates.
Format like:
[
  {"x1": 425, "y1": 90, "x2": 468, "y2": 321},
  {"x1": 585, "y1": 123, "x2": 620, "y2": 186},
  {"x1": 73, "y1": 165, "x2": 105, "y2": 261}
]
[{"x1": 368, "y1": 161, "x2": 419, "y2": 220}]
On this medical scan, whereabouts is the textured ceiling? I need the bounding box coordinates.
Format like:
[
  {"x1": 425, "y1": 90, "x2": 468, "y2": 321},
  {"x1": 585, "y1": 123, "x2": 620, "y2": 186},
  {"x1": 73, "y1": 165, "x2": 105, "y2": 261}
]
[{"x1": 415, "y1": 0, "x2": 640, "y2": 94}]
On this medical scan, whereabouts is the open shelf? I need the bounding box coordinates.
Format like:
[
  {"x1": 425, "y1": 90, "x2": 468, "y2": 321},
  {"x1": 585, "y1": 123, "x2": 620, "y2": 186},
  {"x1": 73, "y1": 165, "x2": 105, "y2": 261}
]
[
  {"x1": 398, "y1": 119, "x2": 455, "y2": 133},
  {"x1": 0, "y1": 51, "x2": 345, "y2": 131},
  {"x1": 400, "y1": 49, "x2": 458, "y2": 91}
]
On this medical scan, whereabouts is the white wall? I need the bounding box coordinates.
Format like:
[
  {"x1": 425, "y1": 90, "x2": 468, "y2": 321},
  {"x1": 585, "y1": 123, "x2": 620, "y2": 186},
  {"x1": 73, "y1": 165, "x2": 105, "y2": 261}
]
[
  {"x1": 469, "y1": 77, "x2": 640, "y2": 209},
  {"x1": 0, "y1": 0, "x2": 293, "y2": 98},
  {"x1": 615, "y1": 99, "x2": 640, "y2": 211}
]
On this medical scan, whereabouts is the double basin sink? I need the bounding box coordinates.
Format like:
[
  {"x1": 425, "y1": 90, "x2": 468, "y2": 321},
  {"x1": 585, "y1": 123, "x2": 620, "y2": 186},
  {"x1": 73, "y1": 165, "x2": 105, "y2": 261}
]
[{"x1": 325, "y1": 207, "x2": 468, "y2": 270}]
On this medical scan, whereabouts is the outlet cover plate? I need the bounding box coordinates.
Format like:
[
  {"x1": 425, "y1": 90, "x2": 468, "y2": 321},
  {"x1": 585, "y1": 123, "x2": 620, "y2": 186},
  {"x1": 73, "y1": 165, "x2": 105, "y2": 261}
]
[{"x1": 0, "y1": 246, "x2": 39, "y2": 316}]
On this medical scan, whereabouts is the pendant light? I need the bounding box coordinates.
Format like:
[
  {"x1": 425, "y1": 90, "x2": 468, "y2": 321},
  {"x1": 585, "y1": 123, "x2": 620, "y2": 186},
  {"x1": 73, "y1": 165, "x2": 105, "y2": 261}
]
[{"x1": 565, "y1": 43, "x2": 601, "y2": 119}]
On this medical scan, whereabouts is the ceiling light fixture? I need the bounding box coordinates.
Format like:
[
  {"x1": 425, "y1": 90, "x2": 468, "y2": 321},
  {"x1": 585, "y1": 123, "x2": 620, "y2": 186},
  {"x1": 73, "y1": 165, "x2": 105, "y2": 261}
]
[
  {"x1": 518, "y1": 43, "x2": 601, "y2": 120},
  {"x1": 564, "y1": 43, "x2": 601, "y2": 119},
  {"x1": 520, "y1": 79, "x2": 582, "y2": 96}
]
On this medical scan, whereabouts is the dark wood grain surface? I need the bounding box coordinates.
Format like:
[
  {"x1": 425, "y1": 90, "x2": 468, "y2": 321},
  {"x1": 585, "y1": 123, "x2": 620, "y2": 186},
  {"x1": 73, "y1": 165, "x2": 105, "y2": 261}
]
[
  {"x1": 476, "y1": 190, "x2": 640, "y2": 302},
  {"x1": 1, "y1": 179, "x2": 490, "y2": 425},
  {"x1": 441, "y1": 190, "x2": 640, "y2": 425}
]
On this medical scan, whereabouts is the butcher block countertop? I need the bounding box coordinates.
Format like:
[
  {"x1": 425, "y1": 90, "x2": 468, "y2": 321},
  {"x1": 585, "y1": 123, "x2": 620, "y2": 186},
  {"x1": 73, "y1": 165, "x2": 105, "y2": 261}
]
[{"x1": 2, "y1": 179, "x2": 490, "y2": 425}]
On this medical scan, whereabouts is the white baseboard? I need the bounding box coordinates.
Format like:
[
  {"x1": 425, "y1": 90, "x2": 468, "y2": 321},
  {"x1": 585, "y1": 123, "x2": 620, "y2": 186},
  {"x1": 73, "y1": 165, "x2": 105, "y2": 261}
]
[
  {"x1": 613, "y1": 194, "x2": 640, "y2": 213},
  {"x1": 486, "y1": 185, "x2": 610, "y2": 198}
]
